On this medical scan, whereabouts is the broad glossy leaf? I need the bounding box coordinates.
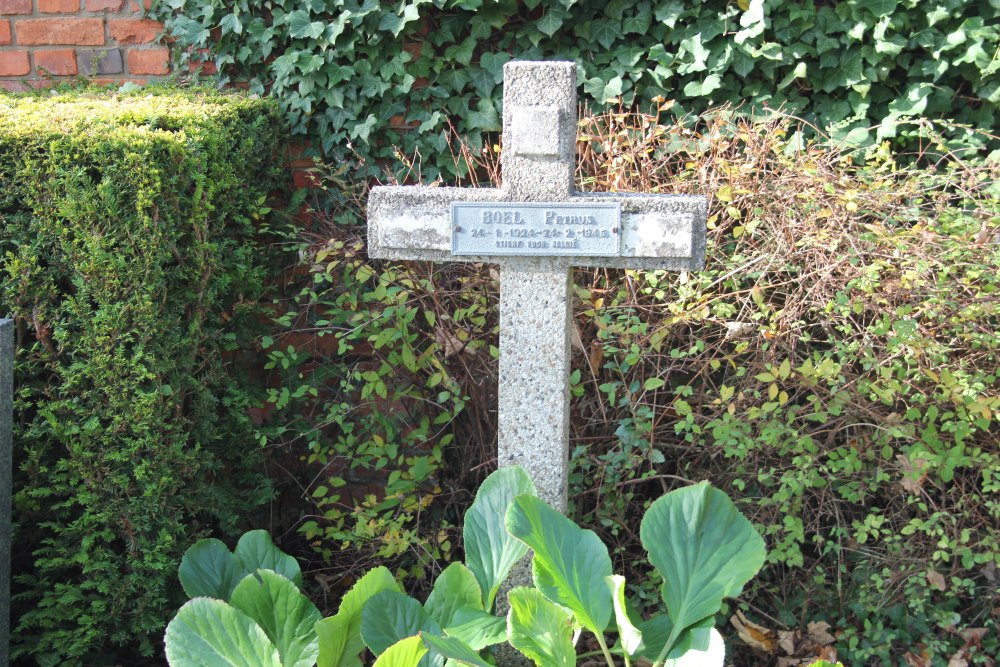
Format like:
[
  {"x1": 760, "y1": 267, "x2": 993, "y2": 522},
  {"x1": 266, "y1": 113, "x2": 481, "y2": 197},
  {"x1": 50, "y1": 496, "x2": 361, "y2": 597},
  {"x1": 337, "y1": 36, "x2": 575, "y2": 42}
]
[
  {"x1": 607, "y1": 575, "x2": 642, "y2": 656},
  {"x1": 230, "y1": 570, "x2": 321, "y2": 667},
  {"x1": 178, "y1": 538, "x2": 248, "y2": 601},
  {"x1": 372, "y1": 636, "x2": 428, "y2": 667},
  {"x1": 425, "y1": 563, "x2": 482, "y2": 628},
  {"x1": 663, "y1": 628, "x2": 725, "y2": 667},
  {"x1": 316, "y1": 615, "x2": 350, "y2": 667},
  {"x1": 443, "y1": 607, "x2": 507, "y2": 650},
  {"x1": 165, "y1": 597, "x2": 281, "y2": 667},
  {"x1": 463, "y1": 466, "x2": 536, "y2": 610},
  {"x1": 234, "y1": 530, "x2": 303, "y2": 589},
  {"x1": 419, "y1": 632, "x2": 491, "y2": 667},
  {"x1": 506, "y1": 494, "x2": 612, "y2": 634},
  {"x1": 640, "y1": 482, "x2": 765, "y2": 653},
  {"x1": 361, "y1": 590, "x2": 443, "y2": 667},
  {"x1": 335, "y1": 566, "x2": 401, "y2": 664},
  {"x1": 506, "y1": 587, "x2": 574, "y2": 667},
  {"x1": 636, "y1": 616, "x2": 714, "y2": 664}
]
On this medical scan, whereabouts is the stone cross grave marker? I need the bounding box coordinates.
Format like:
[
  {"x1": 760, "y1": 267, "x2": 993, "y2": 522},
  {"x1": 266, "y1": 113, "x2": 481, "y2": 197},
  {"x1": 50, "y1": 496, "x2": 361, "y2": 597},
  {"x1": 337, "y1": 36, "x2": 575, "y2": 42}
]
[
  {"x1": 368, "y1": 60, "x2": 707, "y2": 515},
  {"x1": 1, "y1": 318, "x2": 12, "y2": 666}
]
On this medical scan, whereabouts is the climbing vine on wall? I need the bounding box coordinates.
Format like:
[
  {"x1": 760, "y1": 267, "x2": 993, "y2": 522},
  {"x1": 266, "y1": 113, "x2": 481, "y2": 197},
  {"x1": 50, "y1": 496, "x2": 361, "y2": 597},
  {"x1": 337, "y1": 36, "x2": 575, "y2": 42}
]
[{"x1": 154, "y1": 0, "x2": 999, "y2": 179}]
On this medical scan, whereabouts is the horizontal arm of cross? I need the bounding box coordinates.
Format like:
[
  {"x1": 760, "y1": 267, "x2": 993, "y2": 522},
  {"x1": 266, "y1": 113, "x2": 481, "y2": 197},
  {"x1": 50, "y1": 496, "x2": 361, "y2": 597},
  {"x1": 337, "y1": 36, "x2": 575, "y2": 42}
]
[{"x1": 368, "y1": 185, "x2": 707, "y2": 271}]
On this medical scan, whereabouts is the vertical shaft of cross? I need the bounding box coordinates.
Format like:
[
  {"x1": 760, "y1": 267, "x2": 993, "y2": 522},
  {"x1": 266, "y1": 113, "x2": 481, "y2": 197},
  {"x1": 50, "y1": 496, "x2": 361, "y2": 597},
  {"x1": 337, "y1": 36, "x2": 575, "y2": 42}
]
[{"x1": 496, "y1": 61, "x2": 577, "y2": 512}]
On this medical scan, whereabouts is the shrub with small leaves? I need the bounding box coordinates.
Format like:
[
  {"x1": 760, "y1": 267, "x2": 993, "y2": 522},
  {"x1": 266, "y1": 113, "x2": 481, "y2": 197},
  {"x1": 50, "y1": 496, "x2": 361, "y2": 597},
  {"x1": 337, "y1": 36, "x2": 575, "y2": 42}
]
[{"x1": 0, "y1": 85, "x2": 285, "y2": 664}]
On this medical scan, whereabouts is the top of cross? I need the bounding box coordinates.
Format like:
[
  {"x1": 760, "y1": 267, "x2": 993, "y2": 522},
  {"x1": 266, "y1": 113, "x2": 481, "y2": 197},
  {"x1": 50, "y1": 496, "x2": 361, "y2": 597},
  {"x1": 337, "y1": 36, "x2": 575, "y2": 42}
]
[{"x1": 367, "y1": 60, "x2": 706, "y2": 272}]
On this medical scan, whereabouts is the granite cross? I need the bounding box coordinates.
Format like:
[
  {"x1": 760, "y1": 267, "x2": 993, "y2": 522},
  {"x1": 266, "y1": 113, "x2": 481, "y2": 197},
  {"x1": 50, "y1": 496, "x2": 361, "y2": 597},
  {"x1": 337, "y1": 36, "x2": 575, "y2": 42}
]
[{"x1": 367, "y1": 61, "x2": 707, "y2": 513}]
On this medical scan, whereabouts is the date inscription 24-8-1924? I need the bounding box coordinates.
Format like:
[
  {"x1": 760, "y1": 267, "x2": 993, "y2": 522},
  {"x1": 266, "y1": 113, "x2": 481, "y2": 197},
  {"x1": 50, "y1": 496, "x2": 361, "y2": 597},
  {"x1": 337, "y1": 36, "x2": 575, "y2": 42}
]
[{"x1": 451, "y1": 202, "x2": 621, "y2": 256}]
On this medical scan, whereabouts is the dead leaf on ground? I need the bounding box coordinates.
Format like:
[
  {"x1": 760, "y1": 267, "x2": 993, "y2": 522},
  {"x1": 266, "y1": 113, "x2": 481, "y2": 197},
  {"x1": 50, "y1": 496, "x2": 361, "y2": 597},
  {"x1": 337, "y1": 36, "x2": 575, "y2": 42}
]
[
  {"x1": 731, "y1": 610, "x2": 777, "y2": 653},
  {"x1": 897, "y1": 453, "x2": 930, "y2": 494},
  {"x1": 904, "y1": 649, "x2": 933, "y2": 667},
  {"x1": 927, "y1": 569, "x2": 947, "y2": 591},
  {"x1": 807, "y1": 620, "x2": 836, "y2": 646},
  {"x1": 435, "y1": 325, "x2": 467, "y2": 357}
]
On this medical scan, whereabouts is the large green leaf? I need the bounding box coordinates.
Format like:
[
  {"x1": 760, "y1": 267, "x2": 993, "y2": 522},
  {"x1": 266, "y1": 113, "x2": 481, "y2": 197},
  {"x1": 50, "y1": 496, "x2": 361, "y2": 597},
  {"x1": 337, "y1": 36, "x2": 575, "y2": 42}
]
[
  {"x1": 663, "y1": 627, "x2": 725, "y2": 667},
  {"x1": 372, "y1": 636, "x2": 428, "y2": 667},
  {"x1": 505, "y1": 494, "x2": 613, "y2": 634},
  {"x1": 165, "y1": 597, "x2": 281, "y2": 667},
  {"x1": 443, "y1": 608, "x2": 507, "y2": 650},
  {"x1": 639, "y1": 482, "x2": 765, "y2": 659},
  {"x1": 234, "y1": 530, "x2": 303, "y2": 589},
  {"x1": 636, "y1": 616, "x2": 716, "y2": 664},
  {"x1": 419, "y1": 632, "x2": 492, "y2": 667},
  {"x1": 463, "y1": 466, "x2": 536, "y2": 610},
  {"x1": 506, "y1": 587, "x2": 575, "y2": 667},
  {"x1": 178, "y1": 539, "x2": 249, "y2": 601},
  {"x1": 230, "y1": 570, "x2": 321, "y2": 667},
  {"x1": 361, "y1": 591, "x2": 443, "y2": 660},
  {"x1": 316, "y1": 615, "x2": 351, "y2": 667},
  {"x1": 607, "y1": 575, "x2": 642, "y2": 656},
  {"x1": 425, "y1": 563, "x2": 482, "y2": 628},
  {"x1": 322, "y1": 566, "x2": 401, "y2": 667}
]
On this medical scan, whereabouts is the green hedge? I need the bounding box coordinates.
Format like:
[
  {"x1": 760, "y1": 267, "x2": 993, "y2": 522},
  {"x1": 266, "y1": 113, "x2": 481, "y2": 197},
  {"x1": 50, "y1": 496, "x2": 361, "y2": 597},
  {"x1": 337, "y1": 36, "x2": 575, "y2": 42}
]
[
  {"x1": 0, "y1": 86, "x2": 284, "y2": 664},
  {"x1": 153, "y1": 0, "x2": 999, "y2": 179}
]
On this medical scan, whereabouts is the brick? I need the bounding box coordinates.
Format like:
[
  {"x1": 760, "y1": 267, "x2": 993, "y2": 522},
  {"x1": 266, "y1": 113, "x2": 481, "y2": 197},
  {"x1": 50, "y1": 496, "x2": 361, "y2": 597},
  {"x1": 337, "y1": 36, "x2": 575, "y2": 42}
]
[
  {"x1": 39, "y1": 0, "x2": 81, "y2": 13},
  {"x1": 17, "y1": 19, "x2": 106, "y2": 45},
  {"x1": 0, "y1": 0, "x2": 31, "y2": 16},
  {"x1": 77, "y1": 47, "x2": 122, "y2": 75},
  {"x1": 0, "y1": 20, "x2": 10, "y2": 45},
  {"x1": 127, "y1": 47, "x2": 168, "y2": 75},
  {"x1": 128, "y1": 0, "x2": 151, "y2": 10},
  {"x1": 108, "y1": 18, "x2": 162, "y2": 44},
  {"x1": 88, "y1": 0, "x2": 125, "y2": 9},
  {"x1": 35, "y1": 48, "x2": 77, "y2": 75},
  {"x1": 0, "y1": 50, "x2": 29, "y2": 76},
  {"x1": 0, "y1": 80, "x2": 28, "y2": 92}
]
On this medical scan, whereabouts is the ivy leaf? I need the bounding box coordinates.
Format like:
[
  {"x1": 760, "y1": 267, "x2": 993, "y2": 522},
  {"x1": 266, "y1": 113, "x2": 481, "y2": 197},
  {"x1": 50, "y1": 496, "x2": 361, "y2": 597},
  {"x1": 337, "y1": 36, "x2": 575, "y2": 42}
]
[
  {"x1": 600, "y1": 75, "x2": 624, "y2": 102},
  {"x1": 678, "y1": 34, "x2": 710, "y2": 73},
  {"x1": 536, "y1": 8, "x2": 570, "y2": 37},
  {"x1": 888, "y1": 82, "x2": 932, "y2": 117},
  {"x1": 683, "y1": 74, "x2": 721, "y2": 97},
  {"x1": 379, "y1": 4, "x2": 421, "y2": 37},
  {"x1": 622, "y1": 10, "x2": 651, "y2": 35},
  {"x1": 287, "y1": 10, "x2": 325, "y2": 39},
  {"x1": 219, "y1": 12, "x2": 242, "y2": 36},
  {"x1": 778, "y1": 62, "x2": 807, "y2": 90},
  {"x1": 864, "y1": 0, "x2": 897, "y2": 18},
  {"x1": 591, "y1": 19, "x2": 621, "y2": 49},
  {"x1": 820, "y1": 49, "x2": 863, "y2": 91},
  {"x1": 655, "y1": 0, "x2": 685, "y2": 28},
  {"x1": 466, "y1": 98, "x2": 501, "y2": 132}
]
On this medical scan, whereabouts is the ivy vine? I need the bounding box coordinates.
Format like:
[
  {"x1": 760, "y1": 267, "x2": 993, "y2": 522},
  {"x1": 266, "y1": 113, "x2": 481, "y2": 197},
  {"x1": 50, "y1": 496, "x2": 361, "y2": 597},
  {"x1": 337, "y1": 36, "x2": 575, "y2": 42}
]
[{"x1": 153, "y1": 0, "x2": 999, "y2": 178}]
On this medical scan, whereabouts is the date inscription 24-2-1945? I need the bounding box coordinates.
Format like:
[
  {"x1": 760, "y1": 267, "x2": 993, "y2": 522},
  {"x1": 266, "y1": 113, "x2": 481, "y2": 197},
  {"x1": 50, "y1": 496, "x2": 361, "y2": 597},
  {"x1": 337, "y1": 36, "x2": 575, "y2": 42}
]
[{"x1": 451, "y1": 202, "x2": 621, "y2": 256}]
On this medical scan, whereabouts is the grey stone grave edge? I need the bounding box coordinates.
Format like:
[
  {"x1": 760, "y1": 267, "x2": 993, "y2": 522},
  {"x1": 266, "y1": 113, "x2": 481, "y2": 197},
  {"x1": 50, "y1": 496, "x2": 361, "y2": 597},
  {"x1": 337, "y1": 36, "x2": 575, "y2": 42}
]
[
  {"x1": 365, "y1": 60, "x2": 707, "y2": 640},
  {"x1": 1, "y1": 318, "x2": 12, "y2": 667}
]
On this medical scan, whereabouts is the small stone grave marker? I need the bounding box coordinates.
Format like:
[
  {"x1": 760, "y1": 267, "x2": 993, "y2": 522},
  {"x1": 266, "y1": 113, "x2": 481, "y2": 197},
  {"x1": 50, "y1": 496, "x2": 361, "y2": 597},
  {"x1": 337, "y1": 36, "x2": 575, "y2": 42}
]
[
  {"x1": 1, "y1": 318, "x2": 12, "y2": 666},
  {"x1": 368, "y1": 61, "x2": 707, "y2": 516}
]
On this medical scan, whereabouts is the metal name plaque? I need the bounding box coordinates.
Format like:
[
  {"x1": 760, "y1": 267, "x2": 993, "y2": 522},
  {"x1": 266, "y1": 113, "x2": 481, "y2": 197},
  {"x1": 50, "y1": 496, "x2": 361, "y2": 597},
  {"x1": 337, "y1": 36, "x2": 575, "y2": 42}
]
[{"x1": 452, "y1": 202, "x2": 621, "y2": 256}]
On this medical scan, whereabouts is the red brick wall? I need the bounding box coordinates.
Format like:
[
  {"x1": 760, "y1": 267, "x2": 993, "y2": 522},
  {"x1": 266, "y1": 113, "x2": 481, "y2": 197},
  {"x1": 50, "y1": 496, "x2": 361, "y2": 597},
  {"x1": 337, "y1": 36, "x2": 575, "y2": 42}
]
[{"x1": 0, "y1": 0, "x2": 169, "y2": 91}]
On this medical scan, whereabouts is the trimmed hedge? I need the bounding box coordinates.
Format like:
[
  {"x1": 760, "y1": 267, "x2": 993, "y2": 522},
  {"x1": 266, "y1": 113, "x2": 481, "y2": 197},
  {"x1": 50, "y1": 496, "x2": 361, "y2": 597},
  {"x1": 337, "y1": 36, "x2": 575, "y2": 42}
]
[{"x1": 0, "y1": 86, "x2": 284, "y2": 663}]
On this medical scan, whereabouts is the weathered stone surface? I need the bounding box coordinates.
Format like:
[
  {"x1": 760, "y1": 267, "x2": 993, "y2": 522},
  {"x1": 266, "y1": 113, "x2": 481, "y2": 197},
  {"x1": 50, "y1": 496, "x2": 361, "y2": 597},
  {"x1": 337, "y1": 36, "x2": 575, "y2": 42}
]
[
  {"x1": 77, "y1": 48, "x2": 123, "y2": 76},
  {"x1": 1, "y1": 318, "x2": 13, "y2": 667}
]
